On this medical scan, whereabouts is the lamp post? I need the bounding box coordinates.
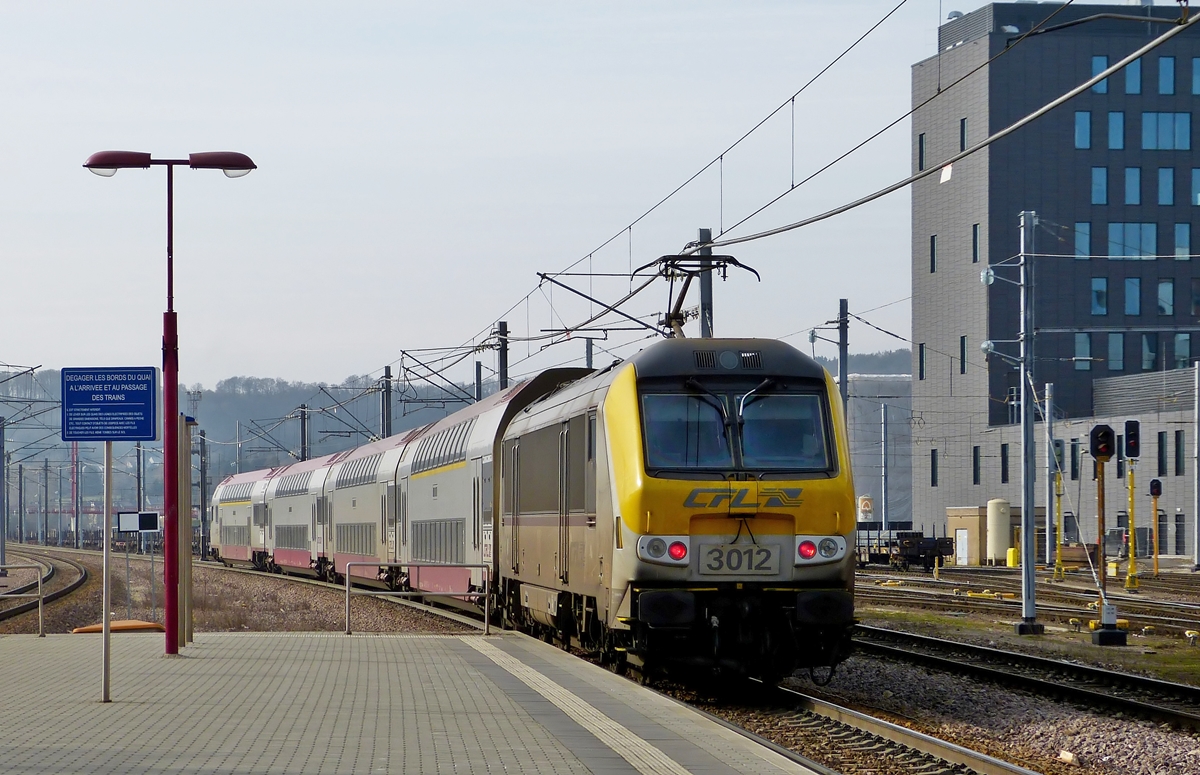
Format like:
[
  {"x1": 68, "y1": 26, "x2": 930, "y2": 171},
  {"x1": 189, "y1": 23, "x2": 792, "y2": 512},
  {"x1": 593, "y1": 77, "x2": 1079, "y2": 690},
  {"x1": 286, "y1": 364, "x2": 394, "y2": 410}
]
[{"x1": 84, "y1": 150, "x2": 255, "y2": 655}]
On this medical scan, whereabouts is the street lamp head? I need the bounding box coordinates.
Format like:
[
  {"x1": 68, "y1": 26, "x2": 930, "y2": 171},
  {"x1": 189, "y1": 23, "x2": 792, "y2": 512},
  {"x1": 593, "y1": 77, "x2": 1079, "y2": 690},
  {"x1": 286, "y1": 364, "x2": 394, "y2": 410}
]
[
  {"x1": 980, "y1": 340, "x2": 996, "y2": 355},
  {"x1": 188, "y1": 151, "x2": 256, "y2": 178},
  {"x1": 83, "y1": 150, "x2": 152, "y2": 177},
  {"x1": 980, "y1": 267, "x2": 995, "y2": 286}
]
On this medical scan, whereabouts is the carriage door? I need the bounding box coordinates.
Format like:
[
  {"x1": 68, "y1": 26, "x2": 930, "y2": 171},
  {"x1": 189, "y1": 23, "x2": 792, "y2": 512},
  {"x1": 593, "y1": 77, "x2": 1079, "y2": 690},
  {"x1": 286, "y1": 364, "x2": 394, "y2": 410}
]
[
  {"x1": 386, "y1": 482, "x2": 398, "y2": 560},
  {"x1": 315, "y1": 495, "x2": 327, "y2": 555},
  {"x1": 480, "y1": 456, "x2": 494, "y2": 566},
  {"x1": 398, "y1": 477, "x2": 409, "y2": 559},
  {"x1": 509, "y1": 443, "x2": 520, "y2": 573},
  {"x1": 558, "y1": 421, "x2": 570, "y2": 584}
]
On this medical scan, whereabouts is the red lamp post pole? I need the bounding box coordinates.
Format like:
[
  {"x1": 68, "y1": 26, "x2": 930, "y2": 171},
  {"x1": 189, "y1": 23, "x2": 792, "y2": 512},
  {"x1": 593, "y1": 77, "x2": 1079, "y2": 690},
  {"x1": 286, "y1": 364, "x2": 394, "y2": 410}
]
[
  {"x1": 83, "y1": 150, "x2": 255, "y2": 657},
  {"x1": 162, "y1": 162, "x2": 179, "y2": 655}
]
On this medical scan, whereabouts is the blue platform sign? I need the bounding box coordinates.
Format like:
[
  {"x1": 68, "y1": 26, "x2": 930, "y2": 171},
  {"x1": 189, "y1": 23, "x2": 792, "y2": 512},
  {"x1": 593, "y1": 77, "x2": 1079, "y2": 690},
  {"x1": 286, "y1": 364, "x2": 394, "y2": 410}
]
[{"x1": 61, "y1": 367, "x2": 158, "y2": 442}]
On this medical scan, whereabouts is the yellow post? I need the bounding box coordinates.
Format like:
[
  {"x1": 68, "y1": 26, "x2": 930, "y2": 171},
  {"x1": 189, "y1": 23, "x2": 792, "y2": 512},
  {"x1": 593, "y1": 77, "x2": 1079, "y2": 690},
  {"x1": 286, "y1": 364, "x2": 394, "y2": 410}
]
[
  {"x1": 934, "y1": 553, "x2": 940, "y2": 580},
  {"x1": 1053, "y1": 470, "x2": 1066, "y2": 581},
  {"x1": 1125, "y1": 461, "x2": 1139, "y2": 591},
  {"x1": 1152, "y1": 493, "x2": 1160, "y2": 578},
  {"x1": 1097, "y1": 461, "x2": 1106, "y2": 604}
]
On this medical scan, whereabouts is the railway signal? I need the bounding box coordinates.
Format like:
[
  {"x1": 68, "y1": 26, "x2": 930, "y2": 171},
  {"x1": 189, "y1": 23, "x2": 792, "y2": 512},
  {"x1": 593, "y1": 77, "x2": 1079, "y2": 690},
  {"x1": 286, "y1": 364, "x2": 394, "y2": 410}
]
[
  {"x1": 1090, "y1": 424, "x2": 1115, "y2": 462},
  {"x1": 1124, "y1": 420, "x2": 1140, "y2": 459},
  {"x1": 1150, "y1": 479, "x2": 1162, "y2": 578}
]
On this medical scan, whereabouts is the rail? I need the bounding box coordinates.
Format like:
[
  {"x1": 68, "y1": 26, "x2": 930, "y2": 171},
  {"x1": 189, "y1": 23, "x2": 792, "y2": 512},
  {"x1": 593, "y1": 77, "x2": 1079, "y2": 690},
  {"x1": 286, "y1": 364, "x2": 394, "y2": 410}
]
[
  {"x1": 0, "y1": 564, "x2": 45, "y2": 637},
  {"x1": 344, "y1": 562, "x2": 490, "y2": 635}
]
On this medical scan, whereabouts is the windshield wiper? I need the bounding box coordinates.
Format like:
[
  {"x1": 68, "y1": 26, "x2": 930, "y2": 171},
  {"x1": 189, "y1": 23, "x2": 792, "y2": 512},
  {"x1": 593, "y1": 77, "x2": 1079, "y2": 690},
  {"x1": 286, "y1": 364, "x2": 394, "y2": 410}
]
[
  {"x1": 684, "y1": 378, "x2": 730, "y2": 426},
  {"x1": 737, "y1": 378, "x2": 777, "y2": 426}
]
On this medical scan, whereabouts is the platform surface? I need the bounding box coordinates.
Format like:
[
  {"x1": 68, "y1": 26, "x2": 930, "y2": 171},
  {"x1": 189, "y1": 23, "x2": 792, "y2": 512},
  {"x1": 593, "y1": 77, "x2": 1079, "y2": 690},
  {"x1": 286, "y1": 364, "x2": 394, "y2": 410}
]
[{"x1": 0, "y1": 630, "x2": 817, "y2": 774}]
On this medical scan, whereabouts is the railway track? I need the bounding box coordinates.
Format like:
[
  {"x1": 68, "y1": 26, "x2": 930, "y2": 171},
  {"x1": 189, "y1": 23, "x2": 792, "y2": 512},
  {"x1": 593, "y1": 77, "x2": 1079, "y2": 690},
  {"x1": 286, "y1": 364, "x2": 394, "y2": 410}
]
[
  {"x1": 854, "y1": 624, "x2": 1200, "y2": 731},
  {"x1": 856, "y1": 581, "x2": 1200, "y2": 633},
  {"x1": 0, "y1": 550, "x2": 89, "y2": 625}
]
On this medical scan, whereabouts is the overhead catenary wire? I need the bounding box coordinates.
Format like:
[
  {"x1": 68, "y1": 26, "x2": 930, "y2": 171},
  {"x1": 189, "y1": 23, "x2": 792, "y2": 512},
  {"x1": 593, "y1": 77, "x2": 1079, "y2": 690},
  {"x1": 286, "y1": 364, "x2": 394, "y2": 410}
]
[{"x1": 694, "y1": 7, "x2": 1199, "y2": 253}]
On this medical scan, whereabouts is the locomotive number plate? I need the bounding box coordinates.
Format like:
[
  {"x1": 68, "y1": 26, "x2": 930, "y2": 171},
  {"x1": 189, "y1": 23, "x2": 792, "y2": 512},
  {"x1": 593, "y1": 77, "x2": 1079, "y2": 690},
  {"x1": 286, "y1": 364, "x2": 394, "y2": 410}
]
[{"x1": 699, "y1": 544, "x2": 778, "y2": 575}]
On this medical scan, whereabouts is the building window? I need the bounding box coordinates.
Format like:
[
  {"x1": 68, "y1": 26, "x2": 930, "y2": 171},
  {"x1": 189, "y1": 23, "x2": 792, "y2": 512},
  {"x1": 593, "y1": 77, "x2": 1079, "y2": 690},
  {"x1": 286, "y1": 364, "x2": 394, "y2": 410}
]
[
  {"x1": 1193, "y1": 57, "x2": 1200, "y2": 95},
  {"x1": 1159, "y1": 167, "x2": 1175, "y2": 205},
  {"x1": 1093, "y1": 55, "x2": 1109, "y2": 93},
  {"x1": 1192, "y1": 169, "x2": 1200, "y2": 205},
  {"x1": 1175, "y1": 332, "x2": 1191, "y2": 369},
  {"x1": 959, "y1": 335, "x2": 967, "y2": 374},
  {"x1": 1108, "y1": 111, "x2": 1124, "y2": 150},
  {"x1": 918, "y1": 343, "x2": 926, "y2": 380},
  {"x1": 1091, "y1": 277, "x2": 1108, "y2": 315},
  {"x1": 1176, "y1": 223, "x2": 1191, "y2": 258},
  {"x1": 1092, "y1": 167, "x2": 1108, "y2": 205},
  {"x1": 1127, "y1": 57, "x2": 1142, "y2": 94},
  {"x1": 918, "y1": 132, "x2": 926, "y2": 171},
  {"x1": 1074, "y1": 222, "x2": 1090, "y2": 258},
  {"x1": 972, "y1": 223, "x2": 980, "y2": 263},
  {"x1": 972, "y1": 446, "x2": 981, "y2": 486},
  {"x1": 960, "y1": 117, "x2": 967, "y2": 152},
  {"x1": 1070, "y1": 439, "x2": 1080, "y2": 481},
  {"x1": 1001, "y1": 443, "x2": 1010, "y2": 484},
  {"x1": 1125, "y1": 167, "x2": 1141, "y2": 205},
  {"x1": 931, "y1": 449, "x2": 938, "y2": 487},
  {"x1": 1125, "y1": 277, "x2": 1141, "y2": 315},
  {"x1": 1075, "y1": 332, "x2": 1091, "y2": 370},
  {"x1": 1176, "y1": 429, "x2": 1186, "y2": 476},
  {"x1": 1108, "y1": 332, "x2": 1125, "y2": 370},
  {"x1": 1160, "y1": 56, "x2": 1176, "y2": 95},
  {"x1": 1158, "y1": 279, "x2": 1175, "y2": 315},
  {"x1": 1074, "y1": 111, "x2": 1091, "y2": 149},
  {"x1": 1107, "y1": 222, "x2": 1156, "y2": 258},
  {"x1": 930, "y1": 234, "x2": 937, "y2": 273},
  {"x1": 1143, "y1": 112, "x2": 1191, "y2": 150},
  {"x1": 1143, "y1": 333, "x2": 1158, "y2": 370},
  {"x1": 1158, "y1": 431, "x2": 1169, "y2": 476}
]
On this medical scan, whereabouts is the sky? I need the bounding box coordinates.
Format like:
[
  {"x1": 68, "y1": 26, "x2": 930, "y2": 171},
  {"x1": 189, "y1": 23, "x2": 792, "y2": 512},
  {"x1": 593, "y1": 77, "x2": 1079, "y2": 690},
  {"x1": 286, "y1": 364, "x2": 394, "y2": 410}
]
[{"x1": 1, "y1": 0, "x2": 1031, "y2": 390}]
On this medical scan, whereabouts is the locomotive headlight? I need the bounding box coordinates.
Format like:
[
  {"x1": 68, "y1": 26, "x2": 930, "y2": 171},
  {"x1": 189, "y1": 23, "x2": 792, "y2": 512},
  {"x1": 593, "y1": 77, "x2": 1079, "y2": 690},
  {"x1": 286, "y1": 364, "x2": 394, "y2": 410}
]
[
  {"x1": 818, "y1": 538, "x2": 838, "y2": 558},
  {"x1": 637, "y1": 535, "x2": 690, "y2": 566},
  {"x1": 798, "y1": 540, "x2": 817, "y2": 560},
  {"x1": 668, "y1": 541, "x2": 688, "y2": 561},
  {"x1": 646, "y1": 538, "x2": 667, "y2": 558}
]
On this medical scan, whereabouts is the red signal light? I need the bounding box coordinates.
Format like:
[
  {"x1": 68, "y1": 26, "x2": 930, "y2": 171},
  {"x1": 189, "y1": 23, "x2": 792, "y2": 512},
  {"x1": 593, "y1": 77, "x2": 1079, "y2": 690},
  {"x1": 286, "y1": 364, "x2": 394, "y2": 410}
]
[
  {"x1": 668, "y1": 541, "x2": 688, "y2": 561},
  {"x1": 798, "y1": 540, "x2": 817, "y2": 559}
]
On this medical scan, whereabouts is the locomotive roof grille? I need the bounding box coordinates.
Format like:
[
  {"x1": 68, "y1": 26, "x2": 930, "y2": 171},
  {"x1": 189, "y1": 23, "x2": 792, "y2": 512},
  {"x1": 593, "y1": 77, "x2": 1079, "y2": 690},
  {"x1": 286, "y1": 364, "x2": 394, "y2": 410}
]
[
  {"x1": 412, "y1": 417, "x2": 476, "y2": 475},
  {"x1": 694, "y1": 351, "x2": 717, "y2": 369},
  {"x1": 741, "y1": 351, "x2": 763, "y2": 370},
  {"x1": 218, "y1": 482, "x2": 254, "y2": 503},
  {"x1": 335, "y1": 453, "x2": 383, "y2": 489},
  {"x1": 274, "y1": 471, "x2": 313, "y2": 498}
]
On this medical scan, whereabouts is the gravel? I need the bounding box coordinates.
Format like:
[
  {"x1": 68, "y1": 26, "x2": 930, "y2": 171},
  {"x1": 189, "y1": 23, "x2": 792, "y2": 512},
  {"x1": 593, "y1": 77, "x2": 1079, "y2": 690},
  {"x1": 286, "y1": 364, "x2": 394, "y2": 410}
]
[
  {"x1": 0, "y1": 551, "x2": 474, "y2": 636},
  {"x1": 787, "y1": 652, "x2": 1200, "y2": 775}
]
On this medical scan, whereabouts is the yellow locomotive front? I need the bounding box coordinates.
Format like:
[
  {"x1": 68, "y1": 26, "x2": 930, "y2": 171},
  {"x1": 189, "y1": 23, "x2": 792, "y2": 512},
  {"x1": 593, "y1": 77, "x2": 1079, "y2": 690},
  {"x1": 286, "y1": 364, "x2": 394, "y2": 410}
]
[{"x1": 605, "y1": 338, "x2": 855, "y2": 681}]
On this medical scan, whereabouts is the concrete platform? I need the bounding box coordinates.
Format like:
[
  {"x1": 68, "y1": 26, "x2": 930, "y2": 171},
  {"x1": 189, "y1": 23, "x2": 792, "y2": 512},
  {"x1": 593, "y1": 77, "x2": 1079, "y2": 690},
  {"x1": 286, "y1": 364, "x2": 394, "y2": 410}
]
[{"x1": 0, "y1": 631, "x2": 818, "y2": 774}]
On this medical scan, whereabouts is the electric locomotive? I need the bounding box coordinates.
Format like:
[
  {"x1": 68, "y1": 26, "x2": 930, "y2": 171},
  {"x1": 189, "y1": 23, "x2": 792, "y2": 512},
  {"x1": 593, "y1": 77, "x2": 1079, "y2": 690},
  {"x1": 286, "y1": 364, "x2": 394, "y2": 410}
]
[{"x1": 499, "y1": 337, "x2": 855, "y2": 681}]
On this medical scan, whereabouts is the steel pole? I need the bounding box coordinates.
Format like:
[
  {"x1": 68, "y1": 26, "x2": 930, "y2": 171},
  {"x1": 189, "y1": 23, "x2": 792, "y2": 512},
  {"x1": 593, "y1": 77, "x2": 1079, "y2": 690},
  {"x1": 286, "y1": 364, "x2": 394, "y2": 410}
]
[
  {"x1": 881, "y1": 403, "x2": 889, "y2": 531},
  {"x1": 0, "y1": 416, "x2": 6, "y2": 572},
  {"x1": 699, "y1": 228, "x2": 713, "y2": 338},
  {"x1": 1017, "y1": 211, "x2": 1042, "y2": 634},
  {"x1": 1045, "y1": 383, "x2": 1055, "y2": 566},
  {"x1": 163, "y1": 162, "x2": 180, "y2": 655},
  {"x1": 838, "y1": 299, "x2": 849, "y2": 411},
  {"x1": 1194, "y1": 364, "x2": 1199, "y2": 570},
  {"x1": 102, "y1": 440, "x2": 112, "y2": 702}
]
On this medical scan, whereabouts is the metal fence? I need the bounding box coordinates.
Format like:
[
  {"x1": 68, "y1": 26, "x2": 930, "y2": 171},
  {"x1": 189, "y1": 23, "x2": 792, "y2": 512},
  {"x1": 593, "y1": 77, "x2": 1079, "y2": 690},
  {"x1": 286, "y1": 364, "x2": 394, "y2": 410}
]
[{"x1": 343, "y1": 562, "x2": 490, "y2": 635}]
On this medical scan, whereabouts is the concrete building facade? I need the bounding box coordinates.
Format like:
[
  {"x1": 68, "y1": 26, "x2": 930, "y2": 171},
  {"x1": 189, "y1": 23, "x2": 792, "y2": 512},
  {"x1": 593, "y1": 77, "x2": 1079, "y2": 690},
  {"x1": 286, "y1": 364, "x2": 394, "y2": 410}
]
[{"x1": 910, "y1": 2, "x2": 1200, "y2": 557}]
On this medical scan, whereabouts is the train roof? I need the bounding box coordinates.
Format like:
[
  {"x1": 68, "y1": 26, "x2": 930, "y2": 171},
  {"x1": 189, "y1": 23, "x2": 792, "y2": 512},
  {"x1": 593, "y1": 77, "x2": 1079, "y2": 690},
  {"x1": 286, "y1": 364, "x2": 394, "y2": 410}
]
[{"x1": 625, "y1": 337, "x2": 827, "y2": 381}]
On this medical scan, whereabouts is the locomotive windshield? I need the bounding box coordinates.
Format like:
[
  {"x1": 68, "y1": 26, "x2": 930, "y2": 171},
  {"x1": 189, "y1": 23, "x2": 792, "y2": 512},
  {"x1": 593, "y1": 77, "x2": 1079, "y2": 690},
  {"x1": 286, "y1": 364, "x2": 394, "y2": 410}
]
[
  {"x1": 739, "y1": 393, "x2": 829, "y2": 470},
  {"x1": 641, "y1": 384, "x2": 832, "y2": 474},
  {"x1": 641, "y1": 394, "x2": 734, "y2": 469}
]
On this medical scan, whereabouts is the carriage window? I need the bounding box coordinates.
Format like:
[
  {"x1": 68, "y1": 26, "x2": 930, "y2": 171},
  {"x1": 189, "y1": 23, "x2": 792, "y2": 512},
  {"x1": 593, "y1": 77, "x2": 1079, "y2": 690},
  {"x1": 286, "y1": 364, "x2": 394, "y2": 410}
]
[
  {"x1": 739, "y1": 394, "x2": 831, "y2": 470},
  {"x1": 641, "y1": 394, "x2": 732, "y2": 469}
]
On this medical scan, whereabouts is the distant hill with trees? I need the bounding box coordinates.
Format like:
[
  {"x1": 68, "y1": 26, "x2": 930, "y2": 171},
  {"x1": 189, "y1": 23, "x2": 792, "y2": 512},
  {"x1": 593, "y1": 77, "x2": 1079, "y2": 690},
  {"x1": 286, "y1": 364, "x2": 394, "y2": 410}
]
[{"x1": 814, "y1": 349, "x2": 910, "y2": 375}]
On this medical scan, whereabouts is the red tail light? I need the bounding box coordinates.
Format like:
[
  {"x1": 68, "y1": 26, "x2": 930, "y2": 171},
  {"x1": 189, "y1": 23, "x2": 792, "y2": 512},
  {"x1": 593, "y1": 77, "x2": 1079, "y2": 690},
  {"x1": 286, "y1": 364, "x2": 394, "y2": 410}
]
[
  {"x1": 668, "y1": 541, "x2": 688, "y2": 561},
  {"x1": 798, "y1": 540, "x2": 817, "y2": 560}
]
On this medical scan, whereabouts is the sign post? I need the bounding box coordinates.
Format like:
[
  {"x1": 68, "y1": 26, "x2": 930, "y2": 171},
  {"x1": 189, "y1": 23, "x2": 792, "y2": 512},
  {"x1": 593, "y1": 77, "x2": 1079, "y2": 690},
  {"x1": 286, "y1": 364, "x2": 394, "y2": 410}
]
[{"x1": 61, "y1": 367, "x2": 157, "y2": 703}]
